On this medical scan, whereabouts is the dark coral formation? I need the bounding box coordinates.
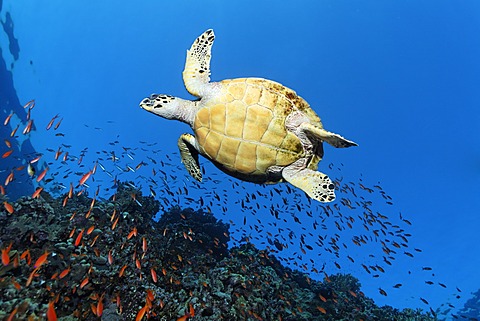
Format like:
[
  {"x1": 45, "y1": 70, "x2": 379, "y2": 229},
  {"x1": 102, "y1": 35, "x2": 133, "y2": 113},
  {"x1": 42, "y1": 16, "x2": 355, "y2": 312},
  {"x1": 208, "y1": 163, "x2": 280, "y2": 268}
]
[
  {"x1": 0, "y1": 183, "x2": 437, "y2": 320},
  {"x1": 450, "y1": 289, "x2": 480, "y2": 321}
]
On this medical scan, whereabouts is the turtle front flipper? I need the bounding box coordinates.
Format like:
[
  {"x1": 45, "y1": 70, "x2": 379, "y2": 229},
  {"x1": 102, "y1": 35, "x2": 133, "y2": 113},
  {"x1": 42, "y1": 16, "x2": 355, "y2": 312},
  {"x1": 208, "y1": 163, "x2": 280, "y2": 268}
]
[
  {"x1": 282, "y1": 159, "x2": 335, "y2": 202},
  {"x1": 178, "y1": 133, "x2": 202, "y2": 182},
  {"x1": 300, "y1": 123, "x2": 357, "y2": 148},
  {"x1": 182, "y1": 29, "x2": 215, "y2": 97}
]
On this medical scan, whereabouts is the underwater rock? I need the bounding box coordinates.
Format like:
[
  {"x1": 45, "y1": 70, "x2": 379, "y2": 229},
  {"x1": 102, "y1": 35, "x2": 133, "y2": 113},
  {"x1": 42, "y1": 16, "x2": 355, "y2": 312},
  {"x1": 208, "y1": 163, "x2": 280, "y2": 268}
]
[
  {"x1": 450, "y1": 289, "x2": 480, "y2": 320},
  {"x1": 0, "y1": 184, "x2": 438, "y2": 320},
  {"x1": 1, "y1": 12, "x2": 20, "y2": 61}
]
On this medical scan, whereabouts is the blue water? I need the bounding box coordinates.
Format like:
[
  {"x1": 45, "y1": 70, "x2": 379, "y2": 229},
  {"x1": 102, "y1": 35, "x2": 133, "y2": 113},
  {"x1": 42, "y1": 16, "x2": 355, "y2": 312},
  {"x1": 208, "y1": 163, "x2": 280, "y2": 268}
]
[{"x1": 1, "y1": 0, "x2": 479, "y2": 318}]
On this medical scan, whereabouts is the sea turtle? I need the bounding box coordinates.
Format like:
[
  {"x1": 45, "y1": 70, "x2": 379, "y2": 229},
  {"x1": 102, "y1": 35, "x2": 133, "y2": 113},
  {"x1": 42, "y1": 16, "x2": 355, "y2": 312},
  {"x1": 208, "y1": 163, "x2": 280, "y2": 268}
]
[{"x1": 140, "y1": 29, "x2": 357, "y2": 202}]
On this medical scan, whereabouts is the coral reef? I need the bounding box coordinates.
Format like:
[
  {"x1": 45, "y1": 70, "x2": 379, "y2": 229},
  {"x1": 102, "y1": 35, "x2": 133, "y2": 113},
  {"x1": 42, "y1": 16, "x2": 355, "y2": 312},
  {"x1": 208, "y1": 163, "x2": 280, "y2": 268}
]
[{"x1": 0, "y1": 183, "x2": 437, "y2": 320}]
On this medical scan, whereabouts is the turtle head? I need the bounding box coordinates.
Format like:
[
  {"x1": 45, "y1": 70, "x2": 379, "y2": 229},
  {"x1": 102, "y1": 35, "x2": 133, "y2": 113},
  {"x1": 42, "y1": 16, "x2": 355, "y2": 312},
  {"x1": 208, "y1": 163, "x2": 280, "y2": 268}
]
[{"x1": 140, "y1": 94, "x2": 196, "y2": 125}]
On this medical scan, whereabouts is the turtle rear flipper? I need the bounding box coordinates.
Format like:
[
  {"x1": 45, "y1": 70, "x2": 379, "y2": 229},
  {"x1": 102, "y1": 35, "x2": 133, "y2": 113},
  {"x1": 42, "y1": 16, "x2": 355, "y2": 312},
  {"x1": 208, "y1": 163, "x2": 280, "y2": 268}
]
[
  {"x1": 178, "y1": 133, "x2": 202, "y2": 182},
  {"x1": 282, "y1": 159, "x2": 335, "y2": 203},
  {"x1": 183, "y1": 29, "x2": 215, "y2": 97},
  {"x1": 300, "y1": 123, "x2": 357, "y2": 148}
]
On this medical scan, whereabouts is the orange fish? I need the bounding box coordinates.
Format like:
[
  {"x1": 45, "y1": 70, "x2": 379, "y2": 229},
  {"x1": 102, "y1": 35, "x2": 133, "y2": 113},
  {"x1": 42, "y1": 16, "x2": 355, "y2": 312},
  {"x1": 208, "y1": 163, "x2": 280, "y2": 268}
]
[
  {"x1": 46, "y1": 301, "x2": 57, "y2": 321},
  {"x1": 4, "y1": 112, "x2": 13, "y2": 126},
  {"x1": 90, "y1": 234, "x2": 99, "y2": 246},
  {"x1": 11, "y1": 278, "x2": 21, "y2": 290},
  {"x1": 46, "y1": 114, "x2": 59, "y2": 130},
  {"x1": 79, "y1": 170, "x2": 92, "y2": 186},
  {"x1": 68, "y1": 227, "x2": 76, "y2": 239},
  {"x1": 4, "y1": 201, "x2": 14, "y2": 214},
  {"x1": 62, "y1": 195, "x2": 68, "y2": 207},
  {"x1": 54, "y1": 148, "x2": 62, "y2": 160},
  {"x1": 1, "y1": 242, "x2": 13, "y2": 265},
  {"x1": 22, "y1": 120, "x2": 33, "y2": 135},
  {"x1": 86, "y1": 225, "x2": 95, "y2": 235},
  {"x1": 59, "y1": 266, "x2": 71, "y2": 279},
  {"x1": 90, "y1": 197, "x2": 96, "y2": 209},
  {"x1": 34, "y1": 251, "x2": 49, "y2": 268},
  {"x1": 68, "y1": 183, "x2": 73, "y2": 198},
  {"x1": 146, "y1": 289, "x2": 155, "y2": 303},
  {"x1": 32, "y1": 187, "x2": 44, "y2": 199},
  {"x1": 12, "y1": 255, "x2": 19, "y2": 268},
  {"x1": 36, "y1": 167, "x2": 49, "y2": 182},
  {"x1": 26, "y1": 267, "x2": 39, "y2": 286},
  {"x1": 2, "y1": 150, "x2": 13, "y2": 158},
  {"x1": 75, "y1": 229, "x2": 84, "y2": 247},
  {"x1": 23, "y1": 99, "x2": 35, "y2": 110},
  {"x1": 176, "y1": 304, "x2": 195, "y2": 321},
  {"x1": 30, "y1": 155, "x2": 42, "y2": 163},
  {"x1": 316, "y1": 306, "x2": 327, "y2": 314},
  {"x1": 135, "y1": 305, "x2": 148, "y2": 321},
  {"x1": 6, "y1": 307, "x2": 18, "y2": 321},
  {"x1": 108, "y1": 250, "x2": 113, "y2": 265},
  {"x1": 4, "y1": 171, "x2": 14, "y2": 186},
  {"x1": 119, "y1": 264, "x2": 127, "y2": 277},
  {"x1": 54, "y1": 117, "x2": 63, "y2": 130},
  {"x1": 150, "y1": 268, "x2": 157, "y2": 283},
  {"x1": 135, "y1": 162, "x2": 145, "y2": 171},
  {"x1": 96, "y1": 295, "x2": 104, "y2": 317},
  {"x1": 10, "y1": 124, "x2": 19, "y2": 137},
  {"x1": 80, "y1": 277, "x2": 89, "y2": 288},
  {"x1": 111, "y1": 217, "x2": 119, "y2": 230},
  {"x1": 127, "y1": 227, "x2": 137, "y2": 240},
  {"x1": 116, "y1": 293, "x2": 122, "y2": 309},
  {"x1": 4, "y1": 139, "x2": 11, "y2": 148},
  {"x1": 142, "y1": 237, "x2": 147, "y2": 253},
  {"x1": 20, "y1": 249, "x2": 31, "y2": 265}
]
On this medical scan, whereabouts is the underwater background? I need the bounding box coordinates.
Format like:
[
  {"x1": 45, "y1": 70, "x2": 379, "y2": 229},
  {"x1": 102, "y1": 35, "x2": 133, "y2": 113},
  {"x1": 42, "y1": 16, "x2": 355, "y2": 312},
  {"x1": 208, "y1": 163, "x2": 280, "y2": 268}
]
[{"x1": 1, "y1": 0, "x2": 479, "y2": 320}]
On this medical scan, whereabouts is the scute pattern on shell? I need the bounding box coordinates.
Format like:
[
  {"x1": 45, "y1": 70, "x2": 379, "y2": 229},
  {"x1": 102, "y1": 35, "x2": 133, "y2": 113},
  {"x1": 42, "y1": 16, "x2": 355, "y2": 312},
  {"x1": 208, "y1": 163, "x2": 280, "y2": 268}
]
[{"x1": 194, "y1": 78, "x2": 319, "y2": 183}]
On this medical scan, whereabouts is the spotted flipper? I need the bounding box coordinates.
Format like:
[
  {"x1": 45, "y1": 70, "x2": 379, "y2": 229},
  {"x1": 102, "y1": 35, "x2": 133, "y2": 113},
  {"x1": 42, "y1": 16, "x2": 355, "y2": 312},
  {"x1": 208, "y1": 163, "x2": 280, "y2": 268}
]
[
  {"x1": 282, "y1": 162, "x2": 335, "y2": 202},
  {"x1": 182, "y1": 29, "x2": 214, "y2": 97},
  {"x1": 301, "y1": 123, "x2": 357, "y2": 148},
  {"x1": 178, "y1": 133, "x2": 202, "y2": 182}
]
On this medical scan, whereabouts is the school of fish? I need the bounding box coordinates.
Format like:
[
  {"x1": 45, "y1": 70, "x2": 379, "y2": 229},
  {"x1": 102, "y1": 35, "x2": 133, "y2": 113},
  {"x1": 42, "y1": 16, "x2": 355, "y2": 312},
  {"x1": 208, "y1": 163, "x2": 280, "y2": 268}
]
[{"x1": 0, "y1": 100, "x2": 472, "y2": 320}]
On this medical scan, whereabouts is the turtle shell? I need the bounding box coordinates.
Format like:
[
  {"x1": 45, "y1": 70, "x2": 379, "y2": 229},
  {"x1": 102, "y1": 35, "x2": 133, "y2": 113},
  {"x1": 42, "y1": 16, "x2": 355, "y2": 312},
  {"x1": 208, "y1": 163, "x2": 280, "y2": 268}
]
[{"x1": 193, "y1": 78, "x2": 322, "y2": 183}]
